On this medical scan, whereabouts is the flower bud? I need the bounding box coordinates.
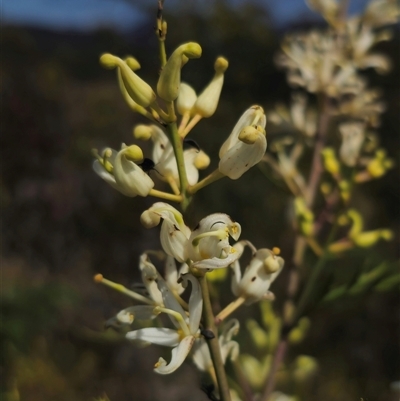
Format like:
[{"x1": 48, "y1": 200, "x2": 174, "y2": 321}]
[
  {"x1": 353, "y1": 229, "x2": 393, "y2": 247},
  {"x1": 133, "y1": 124, "x2": 153, "y2": 141},
  {"x1": 157, "y1": 43, "x2": 202, "y2": 102},
  {"x1": 122, "y1": 144, "x2": 144, "y2": 162},
  {"x1": 321, "y1": 147, "x2": 340, "y2": 175},
  {"x1": 176, "y1": 83, "x2": 197, "y2": 116},
  {"x1": 125, "y1": 56, "x2": 141, "y2": 71},
  {"x1": 239, "y1": 125, "x2": 265, "y2": 144},
  {"x1": 194, "y1": 150, "x2": 210, "y2": 170},
  {"x1": 219, "y1": 106, "x2": 267, "y2": 179},
  {"x1": 100, "y1": 53, "x2": 156, "y2": 107},
  {"x1": 140, "y1": 210, "x2": 161, "y2": 228},
  {"x1": 193, "y1": 56, "x2": 229, "y2": 118},
  {"x1": 264, "y1": 255, "x2": 281, "y2": 273}
]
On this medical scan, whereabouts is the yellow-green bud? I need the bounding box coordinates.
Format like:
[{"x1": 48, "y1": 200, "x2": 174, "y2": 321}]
[
  {"x1": 176, "y1": 83, "x2": 197, "y2": 116},
  {"x1": 133, "y1": 125, "x2": 152, "y2": 141},
  {"x1": 194, "y1": 150, "x2": 211, "y2": 170},
  {"x1": 193, "y1": 56, "x2": 229, "y2": 118},
  {"x1": 100, "y1": 53, "x2": 156, "y2": 108},
  {"x1": 339, "y1": 179, "x2": 351, "y2": 202},
  {"x1": 239, "y1": 125, "x2": 265, "y2": 144},
  {"x1": 347, "y1": 209, "x2": 364, "y2": 238},
  {"x1": 353, "y1": 229, "x2": 393, "y2": 247},
  {"x1": 100, "y1": 53, "x2": 119, "y2": 69},
  {"x1": 321, "y1": 147, "x2": 340, "y2": 176},
  {"x1": 246, "y1": 319, "x2": 269, "y2": 349},
  {"x1": 214, "y1": 56, "x2": 229, "y2": 73},
  {"x1": 157, "y1": 42, "x2": 202, "y2": 102},
  {"x1": 264, "y1": 255, "x2": 281, "y2": 273},
  {"x1": 124, "y1": 56, "x2": 141, "y2": 71},
  {"x1": 122, "y1": 144, "x2": 144, "y2": 162},
  {"x1": 293, "y1": 355, "x2": 318, "y2": 383}
]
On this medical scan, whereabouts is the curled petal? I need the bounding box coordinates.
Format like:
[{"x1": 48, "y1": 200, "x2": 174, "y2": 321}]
[
  {"x1": 113, "y1": 147, "x2": 154, "y2": 197},
  {"x1": 192, "y1": 338, "x2": 212, "y2": 372},
  {"x1": 116, "y1": 305, "x2": 158, "y2": 324},
  {"x1": 154, "y1": 335, "x2": 196, "y2": 374},
  {"x1": 126, "y1": 327, "x2": 180, "y2": 347},
  {"x1": 180, "y1": 274, "x2": 203, "y2": 334},
  {"x1": 139, "y1": 253, "x2": 163, "y2": 305},
  {"x1": 219, "y1": 133, "x2": 267, "y2": 180},
  {"x1": 192, "y1": 247, "x2": 241, "y2": 270}
]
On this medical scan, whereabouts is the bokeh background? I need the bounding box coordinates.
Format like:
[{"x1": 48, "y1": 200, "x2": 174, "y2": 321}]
[{"x1": 2, "y1": 1, "x2": 399, "y2": 400}]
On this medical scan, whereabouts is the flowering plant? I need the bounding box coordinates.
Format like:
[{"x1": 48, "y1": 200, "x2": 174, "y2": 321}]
[{"x1": 92, "y1": 1, "x2": 399, "y2": 400}]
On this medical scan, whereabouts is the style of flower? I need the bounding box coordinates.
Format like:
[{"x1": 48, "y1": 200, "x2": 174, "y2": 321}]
[
  {"x1": 192, "y1": 319, "x2": 240, "y2": 372},
  {"x1": 219, "y1": 106, "x2": 267, "y2": 180},
  {"x1": 93, "y1": 144, "x2": 154, "y2": 197},
  {"x1": 126, "y1": 274, "x2": 203, "y2": 374},
  {"x1": 230, "y1": 241, "x2": 284, "y2": 304},
  {"x1": 140, "y1": 202, "x2": 242, "y2": 269}
]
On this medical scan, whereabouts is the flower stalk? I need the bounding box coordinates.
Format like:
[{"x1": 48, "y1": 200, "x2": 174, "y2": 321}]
[{"x1": 198, "y1": 273, "x2": 232, "y2": 401}]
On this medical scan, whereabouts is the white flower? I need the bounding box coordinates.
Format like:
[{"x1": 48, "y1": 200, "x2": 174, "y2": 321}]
[
  {"x1": 192, "y1": 319, "x2": 240, "y2": 372},
  {"x1": 140, "y1": 203, "x2": 242, "y2": 269},
  {"x1": 146, "y1": 125, "x2": 209, "y2": 186},
  {"x1": 126, "y1": 274, "x2": 202, "y2": 374},
  {"x1": 231, "y1": 241, "x2": 284, "y2": 304},
  {"x1": 189, "y1": 213, "x2": 242, "y2": 269},
  {"x1": 93, "y1": 145, "x2": 154, "y2": 197},
  {"x1": 140, "y1": 202, "x2": 191, "y2": 262},
  {"x1": 219, "y1": 106, "x2": 267, "y2": 179}
]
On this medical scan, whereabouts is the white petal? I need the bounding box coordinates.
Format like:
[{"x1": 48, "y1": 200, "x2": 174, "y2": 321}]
[
  {"x1": 160, "y1": 220, "x2": 190, "y2": 262},
  {"x1": 192, "y1": 249, "x2": 241, "y2": 270},
  {"x1": 176, "y1": 82, "x2": 197, "y2": 115},
  {"x1": 219, "y1": 134, "x2": 267, "y2": 180},
  {"x1": 113, "y1": 150, "x2": 154, "y2": 196},
  {"x1": 126, "y1": 327, "x2": 180, "y2": 347},
  {"x1": 154, "y1": 335, "x2": 195, "y2": 374},
  {"x1": 191, "y1": 338, "x2": 212, "y2": 372},
  {"x1": 181, "y1": 274, "x2": 203, "y2": 334},
  {"x1": 219, "y1": 105, "x2": 266, "y2": 158},
  {"x1": 117, "y1": 305, "x2": 158, "y2": 323},
  {"x1": 157, "y1": 279, "x2": 187, "y2": 329},
  {"x1": 139, "y1": 253, "x2": 163, "y2": 305}
]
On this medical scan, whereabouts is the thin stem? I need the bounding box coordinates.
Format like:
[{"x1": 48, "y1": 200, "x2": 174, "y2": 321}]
[
  {"x1": 156, "y1": 0, "x2": 167, "y2": 67},
  {"x1": 188, "y1": 169, "x2": 225, "y2": 195},
  {"x1": 148, "y1": 188, "x2": 182, "y2": 203},
  {"x1": 306, "y1": 93, "x2": 331, "y2": 208},
  {"x1": 232, "y1": 359, "x2": 254, "y2": 401},
  {"x1": 181, "y1": 114, "x2": 203, "y2": 138},
  {"x1": 215, "y1": 297, "x2": 246, "y2": 325},
  {"x1": 198, "y1": 274, "x2": 232, "y2": 401},
  {"x1": 94, "y1": 274, "x2": 155, "y2": 305},
  {"x1": 261, "y1": 340, "x2": 288, "y2": 400},
  {"x1": 165, "y1": 121, "x2": 191, "y2": 209}
]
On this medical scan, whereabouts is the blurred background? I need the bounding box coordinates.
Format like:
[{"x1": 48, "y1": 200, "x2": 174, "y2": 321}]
[{"x1": 1, "y1": 0, "x2": 399, "y2": 400}]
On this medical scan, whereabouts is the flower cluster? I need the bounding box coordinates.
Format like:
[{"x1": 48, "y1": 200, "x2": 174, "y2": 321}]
[
  {"x1": 95, "y1": 203, "x2": 284, "y2": 377},
  {"x1": 92, "y1": 40, "x2": 267, "y2": 203}
]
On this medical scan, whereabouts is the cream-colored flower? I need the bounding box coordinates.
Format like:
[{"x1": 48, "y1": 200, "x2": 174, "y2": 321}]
[
  {"x1": 93, "y1": 145, "x2": 154, "y2": 197},
  {"x1": 141, "y1": 203, "x2": 242, "y2": 269},
  {"x1": 126, "y1": 274, "x2": 202, "y2": 374},
  {"x1": 230, "y1": 241, "x2": 284, "y2": 304},
  {"x1": 219, "y1": 106, "x2": 267, "y2": 179}
]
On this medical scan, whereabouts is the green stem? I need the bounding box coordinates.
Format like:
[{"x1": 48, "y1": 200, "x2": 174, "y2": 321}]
[
  {"x1": 198, "y1": 274, "x2": 232, "y2": 401},
  {"x1": 188, "y1": 169, "x2": 225, "y2": 195},
  {"x1": 165, "y1": 121, "x2": 191, "y2": 210}
]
